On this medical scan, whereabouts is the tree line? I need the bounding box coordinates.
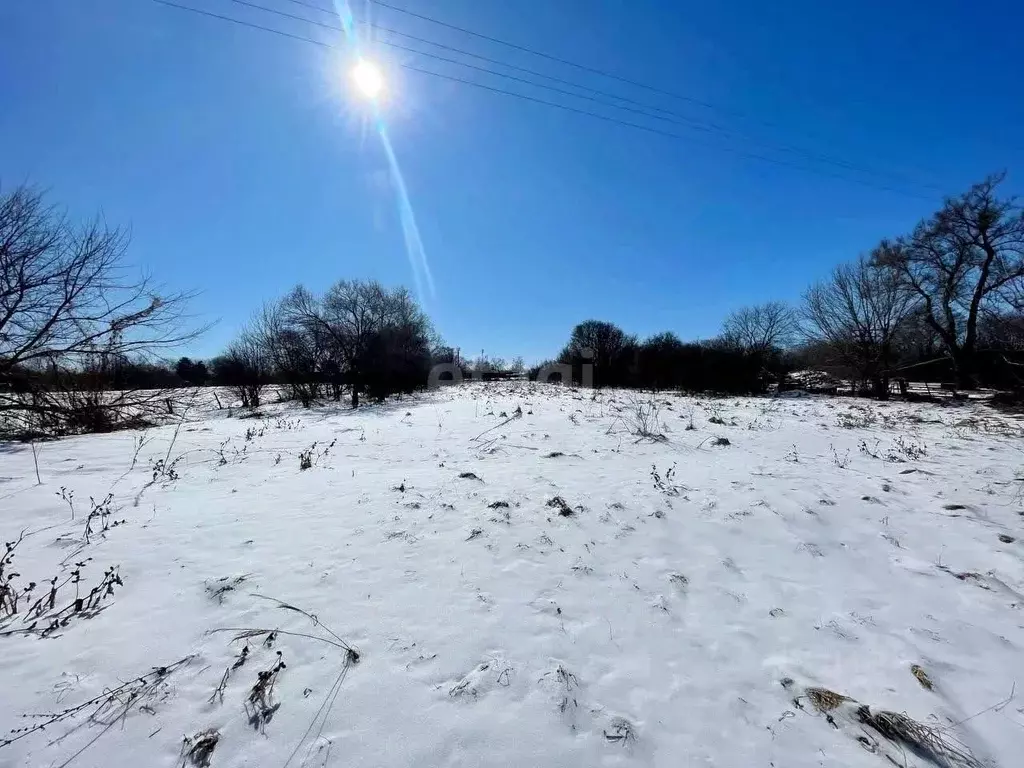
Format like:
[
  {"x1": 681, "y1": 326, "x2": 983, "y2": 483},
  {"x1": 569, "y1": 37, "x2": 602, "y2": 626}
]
[
  {"x1": 3, "y1": 173, "x2": 1022, "y2": 436},
  {"x1": 534, "y1": 173, "x2": 1024, "y2": 399},
  {"x1": 0, "y1": 183, "x2": 467, "y2": 436},
  {"x1": 531, "y1": 319, "x2": 787, "y2": 395}
]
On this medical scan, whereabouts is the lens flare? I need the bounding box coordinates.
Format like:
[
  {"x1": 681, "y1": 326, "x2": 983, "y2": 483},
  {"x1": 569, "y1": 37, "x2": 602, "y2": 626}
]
[
  {"x1": 333, "y1": 1, "x2": 434, "y2": 301},
  {"x1": 352, "y1": 59, "x2": 383, "y2": 98}
]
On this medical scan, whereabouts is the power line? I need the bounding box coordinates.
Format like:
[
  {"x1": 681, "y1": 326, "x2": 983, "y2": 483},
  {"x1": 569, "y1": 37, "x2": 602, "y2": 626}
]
[
  {"x1": 230, "y1": 0, "x2": 942, "y2": 192},
  {"x1": 371, "y1": 0, "x2": 912, "y2": 166},
  {"x1": 280, "y1": 0, "x2": 727, "y2": 124},
  {"x1": 272, "y1": 0, "x2": 726, "y2": 126},
  {"x1": 150, "y1": 0, "x2": 934, "y2": 198},
  {"x1": 149, "y1": 0, "x2": 936, "y2": 199},
  {"x1": 222, "y1": 0, "x2": 733, "y2": 136},
  {"x1": 370, "y1": 0, "x2": 740, "y2": 117}
]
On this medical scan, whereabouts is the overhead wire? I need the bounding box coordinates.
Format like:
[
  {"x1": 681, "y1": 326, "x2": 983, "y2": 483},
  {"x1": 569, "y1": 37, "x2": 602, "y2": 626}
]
[
  {"x1": 223, "y1": 0, "x2": 742, "y2": 137},
  {"x1": 368, "y1": 0, "x2": 744, "y2": 117},
  {"x1": 149, "y1": 0, "x2": 937, "y2": 199},
  {"x1": 249, "y1": 0, "x2": 725, "y2": 126},
  {"x1": 272, "y1": 0, "x2": 941, "y2": 192}
]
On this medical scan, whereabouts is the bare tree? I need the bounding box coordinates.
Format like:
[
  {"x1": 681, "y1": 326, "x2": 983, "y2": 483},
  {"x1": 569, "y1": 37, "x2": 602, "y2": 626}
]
[
  {"x1": 721, "y1": 301, "x2": 798, "y2": 352},
  {"x1": 469, "y1": 354, "x2": 506, "y2": 374},
  {"x1": 873, "y1": 173, "x2": 1024, "y2": 387},
  {"x1": 265, "y1": 280, "x2": 432, "y2": 408},
  {"x1": 0, "y1": 185, "x2": 201, "y2": 435},
  {"x1": 211, "y1": 326, "x2": 270, "y2": 409},
  {"x1": 804, "y1": 257, "x2": 917, "y2": 399},
  {"x1": 322, "y1": 280, "x2": 389, "y2": 408},
  {"x1": 255, "y1": 298, "x2": 325, "y2": 407}
]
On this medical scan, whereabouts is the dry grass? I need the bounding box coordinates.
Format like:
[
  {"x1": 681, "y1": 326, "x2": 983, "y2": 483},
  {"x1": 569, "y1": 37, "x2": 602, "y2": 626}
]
[
  {"x1": 805, "y1": 687, "x2": 851, "y2": 712},
  {"x1": 0, "y1": 554, "x2": 124, "y2": 639},
  {"x1": 181, "y1": 729, "x2": 220, "y2": 767},
  {"x1": 546, "y1": 496, "x2": 580, "y2": 517},
  {"x1": 603, "y1": 716, "x2": 637, "y2": 745},
  {"x1": 1, "y1": 656, "x2": 194, "y2": 756},
  {"x1": 792, "y1": 682, "x2": 990, "y2": 768},
  {"x1": 246, "y1": 652, "x2": 286, "y2": 732},
  {"x1": 910, "y1": 664, "x2": 934, "y2": 690},
  {"x1": 618, "y1": 393, "x2": 667, "y2": 442},
  {"x1": 858, "y1": 707, "x2": 985, "y2": 768}
]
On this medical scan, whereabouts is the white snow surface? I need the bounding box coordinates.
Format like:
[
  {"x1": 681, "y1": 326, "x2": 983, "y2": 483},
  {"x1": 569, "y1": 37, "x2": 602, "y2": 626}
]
[{"x1": 1, "y1": 382, "x2": 1023, "y2": 768}]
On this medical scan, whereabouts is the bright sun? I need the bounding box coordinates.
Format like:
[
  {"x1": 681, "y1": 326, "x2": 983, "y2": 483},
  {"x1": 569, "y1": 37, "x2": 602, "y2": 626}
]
[{"x1": 352, "y1": 59, "x2": 384, "y2": 99}]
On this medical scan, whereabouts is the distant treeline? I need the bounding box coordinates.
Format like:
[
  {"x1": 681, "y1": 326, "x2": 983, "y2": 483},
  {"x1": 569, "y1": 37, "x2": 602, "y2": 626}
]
[
  {"x1": 5, "y1": 172, "x2": 1024, "y2": 437},
  {"x1": 533, "y1": 173, "x2": 1024, "y2": 398}
]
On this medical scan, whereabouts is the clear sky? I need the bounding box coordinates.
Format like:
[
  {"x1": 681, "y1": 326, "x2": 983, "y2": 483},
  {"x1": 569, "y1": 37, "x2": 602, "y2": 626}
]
[{"x1": 2, "y1": 0, "x2": 1021, "y2": 363}]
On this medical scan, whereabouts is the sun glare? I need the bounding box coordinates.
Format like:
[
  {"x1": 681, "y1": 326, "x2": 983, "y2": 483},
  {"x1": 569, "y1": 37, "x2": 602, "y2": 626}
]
[{"x1": 352, "y1": 59, "x2": 384, "y2": 99}]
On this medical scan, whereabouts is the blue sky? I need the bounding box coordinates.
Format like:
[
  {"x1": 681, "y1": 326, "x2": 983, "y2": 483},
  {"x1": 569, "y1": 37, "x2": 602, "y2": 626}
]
[{"x1": 2, "y1": 0, "x2": 1021, "y2": 363}]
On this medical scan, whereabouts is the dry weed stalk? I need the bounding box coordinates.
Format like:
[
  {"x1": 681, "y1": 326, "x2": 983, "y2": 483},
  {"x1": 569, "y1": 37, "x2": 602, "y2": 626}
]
[
  {"x1": 1, "y1": 656, "x2": 194, "y2": 756},
  {"x1": 791, "y1": 681, "x2": 994, "y2": 768},
  {"x1": 181, "y1": 729, "x2": 219, "y2": 767}
]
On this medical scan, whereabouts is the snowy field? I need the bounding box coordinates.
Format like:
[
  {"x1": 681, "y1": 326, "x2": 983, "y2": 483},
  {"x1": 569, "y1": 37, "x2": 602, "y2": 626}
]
[{"x1": 1, "y1": 382, "x2": 1023, "y2": 768}]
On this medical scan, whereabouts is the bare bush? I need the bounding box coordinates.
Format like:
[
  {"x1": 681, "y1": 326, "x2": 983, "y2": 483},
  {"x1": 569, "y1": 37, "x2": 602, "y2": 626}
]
[
  {"x1": 835, "y1": 405, "x2": 877, "y2": 428},
  {"x1": 621, "y1": 393, "x2": 666, "y2": 441},
  {"x1": 256, "y1": 295, "x2": 329, "y2": 406},
  {"x1": 650, "y1": 463, "x2": 685, "y2": 495},
  {"x1": 298, "y1": 438, "x2": 336, "y2": 470}
]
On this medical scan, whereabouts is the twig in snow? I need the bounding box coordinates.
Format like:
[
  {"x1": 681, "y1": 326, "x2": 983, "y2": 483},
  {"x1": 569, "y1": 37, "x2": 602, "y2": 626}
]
[
  {"x1": 30, "y1": 441, "x2": 42, "y2": 485},
  {"x1": 209, "y1": 668, "x2": 231, "y2": 706},
  {"x1": 57, "y1": 486, "x2": 75, "y2": 520},
  {"x1": 470, "y1": 409, "x2": 522, "y2": 442},
  {"x1": 111, "y1": 431, "x2": 153, "y2": 491},
  {"x1": 0, "y1": 656, "x2": 194, "y2": 755},
  {"x1": 282, "y1": 651, "x2": 359, "y2": 768},
  {"x1": 859, "y1": 708, "x2": 985, "y2": 768},
  {"x1": 210, "y1": 628, "x2": 351, "y2": 652},
  {"x1": 249, "y1": 593, "x2": 357, "y2": 654},
  {"x1": 246, "y1": 652, "x2": 286, "y2": 733},
  {"x1": 181, "y1": 729, "x2": 219, "y2": 767},
  {"x1": 214, "y1": 596, "x2": 360, "y2": 764},
  {"x1": 603, "y1": 717, "x2": 637, "y2": 745},
  {"x1": 943, "y1": 683, "x2": 1016, "y2": 730},
  {"x1": 621, "y1": 393, "x2": 667, "y2": 442},
  {"x1": 205, "y1": 575, "x2": 248, "y2": 604},
  {"x1": 163, "y1": 393, "x2": 199, "y2": 466},
  {"x1": 1, "y1": 557, "x2": 123, "y2": 638}
]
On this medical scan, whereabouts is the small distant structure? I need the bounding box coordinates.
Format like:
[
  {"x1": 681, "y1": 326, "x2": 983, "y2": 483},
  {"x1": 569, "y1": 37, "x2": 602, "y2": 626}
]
[
  {"x1": 478, "y1": 370, "x2": 519, "y2": 382},
  {"x1": 782, "y1": 370, "x2": 840, "y2": 395}
]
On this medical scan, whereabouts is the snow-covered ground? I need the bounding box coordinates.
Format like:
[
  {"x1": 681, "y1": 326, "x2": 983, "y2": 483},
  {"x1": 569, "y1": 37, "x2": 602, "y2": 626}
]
[{"x1": 1, "y1": 382, "x2": 1023, "y2": 768}]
